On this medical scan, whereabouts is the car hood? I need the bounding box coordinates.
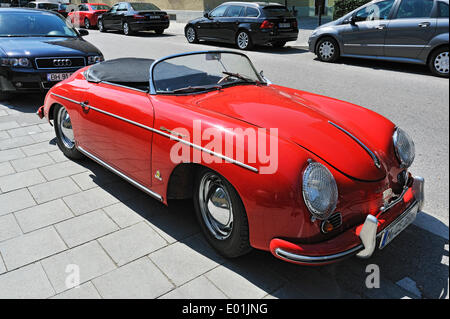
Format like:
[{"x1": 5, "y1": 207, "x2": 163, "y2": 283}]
[
  {"x1": 0, "y1": 37, "x2": 102, "y2": 57},
  {"x1": 195, "y1": 85, "x2": 395, "y2": 181}
]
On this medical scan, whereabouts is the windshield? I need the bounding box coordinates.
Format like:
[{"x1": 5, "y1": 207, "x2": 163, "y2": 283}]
[
  {"x1": 0, "y1": 12, "x2": 77, "y2": 37},
  {"x1": 151, "y1": 52, "x2": 264, "y2": 94},
  {"x1": 90, "y1": 5, "x2": 110, "y2": 10},
  {"x1": 130, "y1": 2, "x2": 160, "y2": 11}
]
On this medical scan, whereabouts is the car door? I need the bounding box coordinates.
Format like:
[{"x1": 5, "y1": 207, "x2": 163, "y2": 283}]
[
  {"x1": 78, "y1": 4, "x2": 88, "y2": 26},
  {"x1": 102, "y1": 4, "x2": 118, "y2": 28},
  {"x1": 384, "y1": 0, "x2": 437, "y2": 59},
  {"x1": 220, "y1": 5, "x2": 245, "y2": 41},
  {"x1": 340, "y1": 0, "x2": 396, "y2": 56},
  {"x1": 77, "y1": 83, "x2": 155, "y2": 188},
  {"x1": 197, "y1": 4, "x2": 229, "y2": 40},
  {"x1": 115, "y1": 2, "x2": 129, "y2": 29}
]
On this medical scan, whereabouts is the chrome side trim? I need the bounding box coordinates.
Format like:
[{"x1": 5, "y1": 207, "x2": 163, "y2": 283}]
[
  {"x1": 51, "y1": 93, "x2": 259, "y2": 173},
  {"x1": 328, "y1": 121, "x2": 381, "y2": 169},
  {"x1": 275, "y1": 244, "x2": 363, "y2": 264},
  {"x1": 77, "y1": 146, "x2": 163, "y2": 202}
]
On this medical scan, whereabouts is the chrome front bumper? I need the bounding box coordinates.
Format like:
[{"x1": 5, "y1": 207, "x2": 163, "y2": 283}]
[{"x1": 273, "y1": 176, "x2": 425, "y2": 264}]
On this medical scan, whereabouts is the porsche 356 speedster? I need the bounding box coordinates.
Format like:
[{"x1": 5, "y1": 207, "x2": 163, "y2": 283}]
[{"x1": 37, "y1": 51, "x2": 424, "y2": 265}]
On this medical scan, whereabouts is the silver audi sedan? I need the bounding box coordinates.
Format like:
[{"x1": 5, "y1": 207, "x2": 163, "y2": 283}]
[{"x1": 308, "y1": 0, "x2": 449, "y2": 77}]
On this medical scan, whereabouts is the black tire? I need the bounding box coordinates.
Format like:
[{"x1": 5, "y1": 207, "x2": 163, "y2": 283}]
[
  {"x1": 316, "y1": 37, "x2": 340, "y2": 62},
  {"x1": 272, "y1": 41, "x2": 286, "y2": 48},
  {"x1": 193, "y1": 167, "x2": 251, "y2": 258},
  {"x1": 123, "y1": 21, "x2": 133, "y2": 35},
  {"x1": 84, "y1": 18, "x2": 90, "y2": 29},
  {"x1": 185, "y1": 25, "x2": 198, "y2": 43},
  {"x1": 155, "y1": 28, "x2": 164, "y2": 35},
  {"x1": 53, "y1": 104, "x2": 84, "y2": 160},
  {"x1": 235, "y1": 30, "x2": 253, "y2": 50},
  {"x1": 98, "y1": 19, "x2": 106, "y2": 32},
  {"x1": 429, "y1": 46, "x2": 449, "y2": 78},
  {"x1": 0, "y1": 91, "x2": 13, "y2": 101}
]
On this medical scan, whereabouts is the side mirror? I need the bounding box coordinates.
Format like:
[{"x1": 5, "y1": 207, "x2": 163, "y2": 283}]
[
  {"x1": 350, "y1": 15, "x2": 357, "y2": 25},
  {"x1": 78, "y1": 29, "x2": 89, "y2": 36},
  {"x1": 203, "y1": 12, "x2": 210, "y2": 19}
]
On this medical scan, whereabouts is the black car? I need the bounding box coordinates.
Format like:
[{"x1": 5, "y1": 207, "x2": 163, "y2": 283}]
[
  {"x1": 0, "y1": 8, "x2": 103, "y2": 101},
  {"x1": 98, "y1": 2, "x2": 170, "y2": 35},
  {"x1": 185, "y1": 2, "x2": 299, "y2": 50}
]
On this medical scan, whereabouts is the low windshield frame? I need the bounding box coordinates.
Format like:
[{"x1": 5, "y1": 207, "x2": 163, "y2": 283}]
[{"x1": 149, "y1": 51, "x2": 265, "y2": 95}]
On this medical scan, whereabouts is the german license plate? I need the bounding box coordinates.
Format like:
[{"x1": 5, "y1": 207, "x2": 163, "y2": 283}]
[
  {"x1": 47, "y1": 73, "x2": 72, "y2": 82},
  {"x1": 279, "y1": 23, "x2": 290, "y2": 28},
  {"x1": 379, "y1": 203, "x2": 418, "y2": 249}
]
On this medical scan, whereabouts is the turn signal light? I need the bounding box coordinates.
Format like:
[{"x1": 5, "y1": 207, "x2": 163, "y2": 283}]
[{"x1": 260, "y1": 20, "x2": 274, "y2": 29}]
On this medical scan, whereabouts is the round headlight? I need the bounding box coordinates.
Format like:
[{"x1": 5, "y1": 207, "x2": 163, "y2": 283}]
[
  {"x1": 302, "y1": 162, "x2": 338, "y2": 220},
  {"x1": 393, "y1": 127, "x2": 415, "y2": 168}
]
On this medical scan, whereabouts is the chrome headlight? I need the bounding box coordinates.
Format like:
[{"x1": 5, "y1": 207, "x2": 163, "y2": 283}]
[
  {"x1": 393, "y1": 127, "x2": 415, "y2": 168},
  {"x1": 302, "y1": 162, "x2": 338, "y2": 220}
]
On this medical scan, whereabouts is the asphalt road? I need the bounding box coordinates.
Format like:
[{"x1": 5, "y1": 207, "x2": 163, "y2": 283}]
[{"x1": 1, "y1": 23, "x2": 448, "y2": 299}]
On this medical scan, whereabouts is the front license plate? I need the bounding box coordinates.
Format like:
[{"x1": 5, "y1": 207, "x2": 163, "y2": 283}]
[
  {"x1": 47, "y1": 73, "x2": 73, "y2": 82},
  {"x1": 278, "y1": 23, "x2": 291, "y2": 28},
  {"x1": 379, "y1": 204, "x2": 418, "y2": 249}
]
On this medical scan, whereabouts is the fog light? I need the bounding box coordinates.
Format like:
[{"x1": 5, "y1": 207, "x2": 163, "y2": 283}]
[
  {"x1": 15, "y1": 82, "x2": 23, "y2": 88},
  {"x1": 321, "y1": 221, "x2": 334, "y2": 233}
]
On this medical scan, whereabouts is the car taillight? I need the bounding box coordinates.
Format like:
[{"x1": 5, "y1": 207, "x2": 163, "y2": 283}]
[
  {"x1": 260, "y1": 20, "x2": 274, "y2": 29},
  {"x1": 292, "y1": 19, "x2": 298, "y2": 29},
  {"x1": 164, "y1": 14, "x2": 169, "y2": 20},
  {"x1": 133, "y1": 14, "x2": 146, "y2": 19}
]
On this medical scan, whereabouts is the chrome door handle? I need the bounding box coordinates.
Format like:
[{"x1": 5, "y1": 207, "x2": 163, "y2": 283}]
[
  {"x1": 375, "y1": 24, "x2": 386, "y2": 30},
  {"x1": 418, "y1": 22, "x2": 430, "y2": 28}
]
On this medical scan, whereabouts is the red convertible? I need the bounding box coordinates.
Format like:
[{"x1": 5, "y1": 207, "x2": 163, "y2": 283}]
[
  {"x1": 68, "y1": 3, "x2": 110, "y2": 29},
  {"x1": 37, "y1": 51, "x2": 424, "y2": 265}
]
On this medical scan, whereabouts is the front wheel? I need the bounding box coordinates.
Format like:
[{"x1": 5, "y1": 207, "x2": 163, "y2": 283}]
[
  {"x1": 98, "y1": 19, "x2": 106, "y2": 32},
  {"x1": 194, "y1": 168, "x2": 251, "y2": 258},
  {"x1": 429, "y1": 46, "x2": 449, "y2": 78},
  {"x1": 185, "y1": 25, "x2": 198, "y2": 43},
  {"x1": 53, "y1": 104, "x2": 83, "y2": 160},
  {"x1": 84, "y1": 18, "x2": 91, "y2": 29},
  {"x1": 236, "y1": 30, "x2": 253, "y2": 50},
  {"x1": 316, "y1": 37, "x2": 340, "y2": 62}
]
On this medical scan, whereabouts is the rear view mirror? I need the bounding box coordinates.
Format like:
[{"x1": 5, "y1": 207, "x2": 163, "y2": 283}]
[
  {"x1": 203, "y1": 12, "x2": 210, "y2": 19},
  {"x1": 206, "y1": 53, "x2": 221, "y2": 61}
]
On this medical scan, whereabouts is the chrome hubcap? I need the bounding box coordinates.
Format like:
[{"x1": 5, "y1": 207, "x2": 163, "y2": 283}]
[
  {"x1": 237, "y1": 32, "x2": 249, "y2": 49},
  {"x1": 199, "y1": 172, "x2": 233, "y2": 240},
  {"x1": 319, "y1": 41, "x2": 335, "y2": 60},
  {"x1": 57, "y1": 107, "x2": 75, "y2": 149},
  {"x1": 98, "y1": 20, "x2": 103, "y2": 30},
  {"x1": 124, "y1": 23, "x2": 129, "y2": 34},
  {"x1": 187, "y1": 27, "x2": 195, "y2": 42},
  {"x1": 434, "y1": 51, "x2": 449, "y2": 74}
]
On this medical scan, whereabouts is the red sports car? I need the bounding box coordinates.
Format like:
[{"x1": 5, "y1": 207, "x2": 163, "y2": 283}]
[
  {"x1": 37, "y1": 51, "x2": 424, "y2": 265},
  {"x1": 68, "y1": 3, "x2": 110, "y2": 29}
]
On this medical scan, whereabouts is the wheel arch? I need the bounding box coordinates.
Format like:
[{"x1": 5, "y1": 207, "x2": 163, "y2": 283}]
[
  {"x1": 426, "y1": 43, "x2": 449, "y2": 65},
  {"x1": 314, "y1": 34, "x2": 341, "y2": 55}
]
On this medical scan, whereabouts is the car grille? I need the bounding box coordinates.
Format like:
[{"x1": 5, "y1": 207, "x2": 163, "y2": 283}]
[{"x1": 35, "y1": 57, "x2": 86, "y2": 69}]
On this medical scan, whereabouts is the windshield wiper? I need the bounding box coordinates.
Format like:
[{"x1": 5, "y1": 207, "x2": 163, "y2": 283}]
[
  {"x1": 171, "y1": 85, "x2": 221, "y2": 94},
  {"x1": 222, "y1": 71, "x2": 257, "y2": 83}
]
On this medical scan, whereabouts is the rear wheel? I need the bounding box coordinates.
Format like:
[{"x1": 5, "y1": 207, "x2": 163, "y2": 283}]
[
  {"x1": 194, "y1": 168, "x2": 251, "y2": 258},
  {"x1": 84, "y1": 18, "x2": 90, "y2": 29},
  {"x1": 123, "y1": 21, "x2": 133, "y2": 35},
  {"x1": 53, "y1": 104, "x2": 83, "y2": 160},
  {"x1": 185, "y1": 25, "x2": 198, "y2": 43},
  {"x1": 429, "y1": 46, "x2": 449, "y2": 78},
  {"x1": 316, "y1": 37, "x2": 340, "y2": 62},
  {"x1": 236, "y1": 30, "x2": 253, "y2": 50},
  {"x1": 98, "y1": 19, "x2": 106, "y2": 32}
]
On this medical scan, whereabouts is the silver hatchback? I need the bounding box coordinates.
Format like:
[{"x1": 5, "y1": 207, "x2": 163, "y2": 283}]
[{"x1": 308, "y1": 0, "x2": 449, "y2": 77}]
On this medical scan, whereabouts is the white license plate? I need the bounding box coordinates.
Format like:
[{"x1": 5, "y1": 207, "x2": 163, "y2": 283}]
[
  {"x1": 379, "y1": 204, "x2": 418, "y2": 249},
  {"x1": 279, "y1": 23, "x2": 291, "y2": 28},
  {"x1": 47, "y1": 73, "x2": 73, "y2": 82}
]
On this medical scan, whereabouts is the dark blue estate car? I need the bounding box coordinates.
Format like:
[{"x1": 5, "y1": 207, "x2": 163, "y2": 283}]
[{"x1": 0, "y1": 8, "x2": 104, "y2": 101}]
